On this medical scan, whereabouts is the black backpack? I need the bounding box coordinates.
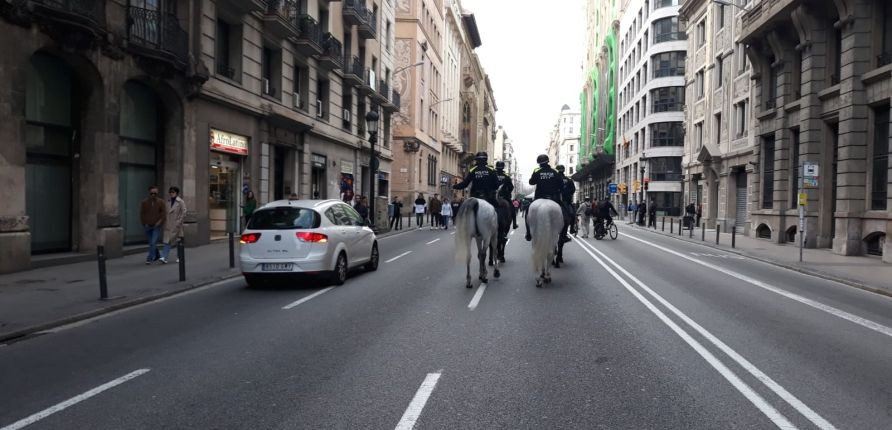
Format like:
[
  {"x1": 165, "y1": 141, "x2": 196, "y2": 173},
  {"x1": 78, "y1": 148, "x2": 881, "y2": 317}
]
[{"x1": 584, "y1": 205, "x2": 594, "y2": 217}]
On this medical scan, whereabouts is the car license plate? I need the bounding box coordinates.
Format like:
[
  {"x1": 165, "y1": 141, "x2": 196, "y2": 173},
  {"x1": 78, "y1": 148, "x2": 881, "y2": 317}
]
[{"x1": 262, "y1": 263, "x2": 293, "y2": 271}]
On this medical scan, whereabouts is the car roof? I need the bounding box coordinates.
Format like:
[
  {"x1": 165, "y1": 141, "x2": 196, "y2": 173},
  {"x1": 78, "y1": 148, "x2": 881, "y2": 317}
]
[{"x1": 258, "y1": 199, "x2": 343, "y2": 210}]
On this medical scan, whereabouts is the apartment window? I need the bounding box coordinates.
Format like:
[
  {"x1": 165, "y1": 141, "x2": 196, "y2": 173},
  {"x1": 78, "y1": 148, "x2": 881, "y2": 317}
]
[
  {"x1": 735, "y1": 100, "x2": 748, "y2": 137},
  {"x1": 697, "y1": 20, "x2": 706, "y2": 47},
  {"x1": 871, "y1": 106, "x2": 889, "y2": 210},
  {"x1": 341, "y1": 91, "x2": 352, "y2": 130},
  {"x1": 650, "y1": 122, "x2": 684, "y2": 147},
  {"x1": 386, "y1": 20, "x2": 392, "y2": 52},
  {"x1": 215, "y1": 19, "x2": 242, "y2": 82},
  {"x1": 261, "y1": 46, "x2": 281, "y2": 99},
  {"x1": 790, "y1": 128, "x2": 800, "y2": 209},
  {"x1": 419, "y1": 98, "x2": 424, "y2": 131},
  {"x1": 880, "y1": 3, "x2": 892, "y2": 66},
  {"x1": 695, "y1": 122, "x2": 703, "y2": 150},
  {"x1": 652, "y1": 51, "x2": 686, "y2": 77},
  {"x1": 649, "y1": 157, "x2": 683, "y2": 181},
  {"x1": 716, "y1": 4, "x2": 725, "y2": 30},
  {"x1": 762, "y1": 135, "x2": 775, "y2": 209},
  {"x1": 316, "y1": 78, "x2": 330, "y2": 120},
  {"x1": 570, "y1": 144, "x2": 574, "y2": 151},
  {"x1": 767, "y1": 59, "x2": 778, "y2": 109},
  {"x1": 293, "y1": 63, "x2": 309, "y2": 111},
  {"x1": 831, "y1": 27, "x2": 842, "y2": 85},
  {"x1": 654, "y1": 0, "x2": 678, "y2": 9},
  {"x1": 652, "y1": 87, "x2": 685, "y2": 112},
  {"x1": 715, "y1": 57, "x2": 723, "y2": 88},
  {"x1": 714, "y1": 113, "x2": 722, "y2": 145},
  {"x1": 653, "y1": 17, "x2": 685, "y2": 43},
  {"x1": 696, "y1": 71, "x2": 705, "y2": 99},
  {"x1": 736, "y1": 42, "x2": 747, "y2": 73}
]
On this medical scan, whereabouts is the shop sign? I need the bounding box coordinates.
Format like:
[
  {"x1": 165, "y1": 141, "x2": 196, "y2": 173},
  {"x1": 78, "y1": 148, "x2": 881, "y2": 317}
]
[
  {"x1": 341, "y1": 160, "x2": 354, "y2": 174},
  {"x1": 210, "y1": 129, "x2": 248, "y2": 155},
  {"x1": 312, "y1": 154, "x2": 327, "y2": 168}
]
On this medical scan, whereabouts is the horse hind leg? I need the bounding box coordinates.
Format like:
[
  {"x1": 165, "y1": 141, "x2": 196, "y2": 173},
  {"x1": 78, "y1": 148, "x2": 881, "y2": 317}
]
[
  {"x1": 492, "y1": 237, "x2": 501, "y2": 279},
  {"x1": 465, "y1": 255, "x2": 472, "y2": 288},
  {"x1": 477, "y1": 239, "x2": 489, "y2": 283}
]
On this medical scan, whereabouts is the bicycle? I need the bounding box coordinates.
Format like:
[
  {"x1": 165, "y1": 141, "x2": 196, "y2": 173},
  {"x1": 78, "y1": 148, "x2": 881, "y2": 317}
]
[{"x1": 593, "y1": 218, "x2": 618, "y2": 240}]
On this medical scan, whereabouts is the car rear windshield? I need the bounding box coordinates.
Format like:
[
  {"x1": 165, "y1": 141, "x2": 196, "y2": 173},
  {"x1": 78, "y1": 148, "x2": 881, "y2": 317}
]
[{"x1": 247, "y1": 207, "x2": 320, "y2": 230}]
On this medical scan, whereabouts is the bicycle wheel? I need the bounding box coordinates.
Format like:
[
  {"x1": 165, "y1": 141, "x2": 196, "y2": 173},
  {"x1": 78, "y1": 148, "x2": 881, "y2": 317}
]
[{"x1": 608, "y1": 222, "x2": 618, "y2": 240}]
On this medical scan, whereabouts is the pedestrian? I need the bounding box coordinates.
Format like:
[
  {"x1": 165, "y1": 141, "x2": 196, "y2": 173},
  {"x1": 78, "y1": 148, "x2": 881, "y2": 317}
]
[
  {"x1": 429, "y1": 194, "x2": 442, "y2": 230},
  {"x1": 440, "y1": 198, "x2": 452, "y2": 229},
  {"x1": 389, "y1": 196, "x2": 403, "y2": 230},
  {"x1": 648, "y1": 200, "x2": 657, "y2": 228},
  {"x1": 512, "y1": 198, "x2": 521, "y2": 229},
  {"x1": 638, "y1": 200, "x2": 647, "y2": 226},
  {"x1": 685, "y1": 202, "x2": 696, "y2": 230},
  {"x1": 629, "y1": 202, "x2": 637, "y2": 224},
  {"x1": 696, "y1": 203, "x2": 703, "y2": 227},
  {"x1": 451, "y1": 198, "x2": 461, "y2": 225},
  {"x1": 140, "y1": 185, "x2": 166, "y2": 264},
  {"x1": 354, "y1": 195, "x2": 370, "y2": 223},
  {"x1": 414, "y1": 193, "x2": 426, "y2": 228},
  {"x1": 576, "y1": 197, "x2": 592, "y2": 238},
  {"x1": 159, "y1": 186, "x2": 186, "y2": 264},
  {"x1": 241, "y1": 191, "x2": 257, "y2": 229}
]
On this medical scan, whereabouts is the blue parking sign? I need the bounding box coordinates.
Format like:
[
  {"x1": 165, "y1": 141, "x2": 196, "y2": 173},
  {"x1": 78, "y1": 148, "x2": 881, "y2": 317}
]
[{"x1": 608, "y1": 183, "x2": 618, "y2": 194}]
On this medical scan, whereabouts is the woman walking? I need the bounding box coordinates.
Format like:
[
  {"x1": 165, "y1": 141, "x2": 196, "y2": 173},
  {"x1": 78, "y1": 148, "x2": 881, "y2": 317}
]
[
  {"x1": 160, "y1": 186, "x2": 187, "y2": 264},
  {"x1": 440, "y1": 198, "x2": 453, "y2": 230}
]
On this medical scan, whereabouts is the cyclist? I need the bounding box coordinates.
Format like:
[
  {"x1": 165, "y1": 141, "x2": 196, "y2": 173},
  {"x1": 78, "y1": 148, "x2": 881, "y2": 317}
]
[
  {"x1": 452, "y1": 152, "x2": 500, "y2": 210},
  {"x1": 594, "y1": 195, "x2": 619, "y2": 238},
  {"x1": 525, "y1": 154, "x2": 564, "y2": 242}
]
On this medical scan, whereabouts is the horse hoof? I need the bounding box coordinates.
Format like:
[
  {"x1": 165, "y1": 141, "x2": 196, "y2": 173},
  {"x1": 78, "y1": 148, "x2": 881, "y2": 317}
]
[
  {"x1": 536, "y1": 280, "x2": 543, "y2": 288},
  {"x1": 488, "y1": 261, "x2": 494, "y2": 266},
  {"x1": 545, "y1": 277, "x2": 552, "y2": 284},
  {"x1": 494, "y1": 270, "x2": 500, "y2": 278},
  {"x1": 466, "y1": 283, "x2": 473, "y2": 289},
  {"x1": 479, "y1": 277, "x2": 488, "y2": 283},
  {"x1": 498, "y1": 257, "x2": 506, "y2": 263}
]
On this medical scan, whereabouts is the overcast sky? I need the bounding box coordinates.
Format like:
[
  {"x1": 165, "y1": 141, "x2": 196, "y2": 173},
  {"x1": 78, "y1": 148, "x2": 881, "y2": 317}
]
[{"x1": 461, "y1": 0, "x2": 585, "y2": 175}]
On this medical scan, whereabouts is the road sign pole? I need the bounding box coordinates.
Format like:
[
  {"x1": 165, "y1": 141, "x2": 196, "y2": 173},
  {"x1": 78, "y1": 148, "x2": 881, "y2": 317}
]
[{"x1": 799, "y1": 163, "x2": 804, "y2": 263}]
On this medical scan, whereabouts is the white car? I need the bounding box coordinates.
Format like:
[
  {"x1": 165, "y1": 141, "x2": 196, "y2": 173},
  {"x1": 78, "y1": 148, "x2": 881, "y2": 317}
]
[{"x1": 239, "y1": 199, "x2": 378, "y2": 286}]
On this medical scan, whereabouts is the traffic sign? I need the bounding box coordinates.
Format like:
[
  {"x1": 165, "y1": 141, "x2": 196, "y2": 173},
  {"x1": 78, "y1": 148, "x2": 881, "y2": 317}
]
[
  {"x1": 804, "y1": 162, "x2": 819, "y2": 177},
  {"x1": 798, "y1": 192, "x2": 808, "y2": 206},
  {"x1": 803, "y1": 177, "x2": 818, "y2": 188},
  {"x1": 608, "y1": 183, "x2": 618, "y2": 194},
  {"x1": 633, "y1": 180, "x2": 641, "y2": 192}
]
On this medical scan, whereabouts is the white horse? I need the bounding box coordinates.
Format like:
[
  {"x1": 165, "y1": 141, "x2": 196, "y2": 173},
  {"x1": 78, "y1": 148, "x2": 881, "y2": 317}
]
[
  {"x1": 454, "y1": 198, "x2": 500, "y2": 288},
  {"x1": 528, "y1": 199, "x2": 563, "y2": 287}
]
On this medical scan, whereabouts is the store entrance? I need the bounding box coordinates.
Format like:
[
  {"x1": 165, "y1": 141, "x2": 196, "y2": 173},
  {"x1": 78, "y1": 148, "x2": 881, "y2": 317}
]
[{"x1": 209, "y1": 153, "x2": 240, "y2": 239}]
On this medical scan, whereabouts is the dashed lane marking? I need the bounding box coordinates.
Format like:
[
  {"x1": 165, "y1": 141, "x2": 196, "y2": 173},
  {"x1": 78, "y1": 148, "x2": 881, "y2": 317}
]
[
  {"x1": 385, "y1": 251, "x2": 413, "y2": 263},
  {"x1": 468, "y1": 283, "x2": 487, "y2": 311},
  {"x1": 282, "y1": 287, "x2": 334, "y2": 310},
  {"x1": 1, "y1": 369, "x2": 151, "y2": 430},
  {"x1": 395, "y1": 372, "x2": 442, "y2": 430},
  {"x1": 426, "y1": 238, "x2": 441, "y2": 245}
]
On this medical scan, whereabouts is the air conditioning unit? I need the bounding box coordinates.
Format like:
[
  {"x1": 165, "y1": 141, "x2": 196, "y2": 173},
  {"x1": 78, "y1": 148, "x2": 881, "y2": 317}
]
[
  {"x1": 342, "y1": 108, "x2": 352, "y2": 123},
  {"x1": 293, "y1": 93, "x2": 302, "y2": 109},
  {"x1": 316, "y1": 99, "x2": 324, "y2": 118}
]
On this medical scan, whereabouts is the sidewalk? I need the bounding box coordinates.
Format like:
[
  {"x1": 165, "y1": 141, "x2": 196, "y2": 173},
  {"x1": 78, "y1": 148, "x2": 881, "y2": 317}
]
[
  {"x1": 0, "y1": 227, "x2": 416, "y2": 342},
  {"x1": 623, "y1": 220, "x2": 892, "y2": 297}
]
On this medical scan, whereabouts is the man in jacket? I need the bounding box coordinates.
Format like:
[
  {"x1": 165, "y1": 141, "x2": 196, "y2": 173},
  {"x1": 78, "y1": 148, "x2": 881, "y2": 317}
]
[
  {"x1": 159, "y1": 186, "x2": 187, "y2": 264},
  {"x1": 429, "y1": 194, "x2": 442, "y2": 230},
  {"x1": 390, "y1": 196, "x2": 403, "y2": 230},
  {"x1": 140, "y1": 186, "x2": 166, "y2": 264}
]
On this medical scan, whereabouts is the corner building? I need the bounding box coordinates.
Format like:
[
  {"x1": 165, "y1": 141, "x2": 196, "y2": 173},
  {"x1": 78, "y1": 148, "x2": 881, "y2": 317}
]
[{"x1": 739, "y1": 0, "x2": 891, "y2": 262}]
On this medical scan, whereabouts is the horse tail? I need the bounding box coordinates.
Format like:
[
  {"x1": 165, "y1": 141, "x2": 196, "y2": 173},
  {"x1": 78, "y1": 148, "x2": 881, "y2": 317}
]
[
  {"x1": 454, "y1": 198, "x2": 479, "y2": 264},
  {"x1": 530, "y1": 200, "x2": 557, "y2": 274}
]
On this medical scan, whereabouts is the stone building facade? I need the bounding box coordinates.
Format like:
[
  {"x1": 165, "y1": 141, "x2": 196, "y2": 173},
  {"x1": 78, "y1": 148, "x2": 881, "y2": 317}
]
[
  {"x1": 739, "y1": 0, "x2": 891, "y2": 261},
  {"x1": 679, "y1": 0, "x2": 755, "y2": 232},
  {"x1": 0, "y1": 0, "x2": 399, "y2": 273}
]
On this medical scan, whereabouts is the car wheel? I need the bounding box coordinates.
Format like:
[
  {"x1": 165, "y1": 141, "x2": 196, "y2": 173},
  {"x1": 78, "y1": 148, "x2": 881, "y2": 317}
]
[
  {"x1": 365, "y1": 243, "x2": 379, "y2": 272},
  {"x1": 331, "y1": 253, "x2": 348, "y2": 286}
]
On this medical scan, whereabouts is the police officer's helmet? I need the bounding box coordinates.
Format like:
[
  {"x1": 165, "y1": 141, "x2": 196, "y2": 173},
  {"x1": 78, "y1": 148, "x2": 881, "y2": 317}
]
[
  {"x1": 556, "y1": 164, "x2": 566, "y2": 172},
  {"x1": 495, "y1": 161, "x2": 505, "y2": 169},
  {"x1": 536, "y1": 154, "x2": 549, "y2": 164},
  {"x1": 475, "y1": 152, "x2": 488, "y2": 162}
]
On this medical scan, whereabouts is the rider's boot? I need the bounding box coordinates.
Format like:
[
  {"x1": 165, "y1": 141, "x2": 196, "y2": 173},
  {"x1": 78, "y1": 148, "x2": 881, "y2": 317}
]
[{"x1": 524, "y1": 217, "x2": 532, "y2": 241}]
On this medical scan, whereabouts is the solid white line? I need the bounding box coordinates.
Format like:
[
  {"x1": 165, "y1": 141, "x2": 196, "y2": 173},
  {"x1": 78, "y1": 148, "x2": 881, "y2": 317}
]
[
  {"x1": 1, "y1": 369, "x2": 150, "y2": 430},
  {"x1": 468, "y1": 284, "x2": 487, "y2": 310},
  {"x1": 510, "y1": 230, "x2": 516, "y2": 235},
  {"x1": 578, "y1": 238, "x2": 836, "y2": 429},
  {"x1": 394, "y1": 372, "x2": 442, "y2": 430},
  {"x1": 571, "y1": 238, "x2": 797, "y2": 429},
  {"x1": 282, "y1": 287, "x2": 334, "y2": 310},
  {"x1": 385, "y1": 251, "x2": 412, "y2": 263},
  {"x1": 450, "y1": 232, "x2": 456, "y2": 236},
  {"x1": 426, "y1": 238, "x2": 441, "y2": 245},
  {"x1": 620, "y1": 232, "x2": 892, "y2": 339}
]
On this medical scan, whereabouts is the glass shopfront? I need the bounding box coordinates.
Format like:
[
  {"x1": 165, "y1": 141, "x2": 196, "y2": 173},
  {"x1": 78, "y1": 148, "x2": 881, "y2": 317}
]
[{"x1": 209, "y1": 129, "x2": 247, "y2": 239}]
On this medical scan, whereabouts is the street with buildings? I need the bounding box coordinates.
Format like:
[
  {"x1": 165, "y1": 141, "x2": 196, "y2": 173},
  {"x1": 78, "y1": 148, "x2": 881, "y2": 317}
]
[{"x1": 1, "y1": 0, "x2": 892, "y2": 428}]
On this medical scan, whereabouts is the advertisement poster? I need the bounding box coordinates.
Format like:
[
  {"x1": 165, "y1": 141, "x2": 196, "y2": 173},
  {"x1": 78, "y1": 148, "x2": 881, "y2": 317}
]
[{"x1": 339, "y1": 173, "x2": 354, "y2": 203}]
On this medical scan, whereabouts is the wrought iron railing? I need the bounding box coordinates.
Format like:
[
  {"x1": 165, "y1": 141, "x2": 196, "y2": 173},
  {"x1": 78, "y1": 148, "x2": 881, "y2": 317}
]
[
  {"x1": 878, "y1": 52, "x2": 892, "y2": 67},
  {"x1": 344, "y1": 55, "x2": 364, "y2": 77},
  {"x1": 127, "y1": 6, "x2": 188, "y2": 65},
  {"x1": 391, "y1": 91, "x2": 401, "y2": 110},
  {"x1": 765, "y1": 99, "x2": 776, "y2": 109},
  {"x1": 36, "y1": 0, "x2": 105, "y2": 26},
  {"x1": 344, "y1": 0, "x2": 369, "y2": 23},
  {"x1": 320, "y1": 33, "x2": 344, "y2": 67},
  {"x1": 379, "y1": 80, "x2": 390, "y2": 100},
  {"x1": 265, "y1": 0, "x2": 291, "y2": 16},
  {"x1": 216, "y1": 63, "x2": 236, "y2": 80},
  {"x1": 294, "y1": 14, "x2": 321, "y2": 45},
  {"x1": 830, "y1": 73, "x2": 840, "y2": 85}
]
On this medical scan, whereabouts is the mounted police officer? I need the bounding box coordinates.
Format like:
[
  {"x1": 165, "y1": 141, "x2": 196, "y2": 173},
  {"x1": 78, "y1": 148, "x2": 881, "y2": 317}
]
[
  {"x1": 525, "y1": 154, "x2": 565, "y2": 242},
  {"x1": 495, "y1": 161, "x2": 517, "y2": 229},
  {"x1": 555, "y1": 165, "x2": 576, "y2": 242},
  {"x1": 452, "y1": 151, "x2": 499, "y2": 209}
]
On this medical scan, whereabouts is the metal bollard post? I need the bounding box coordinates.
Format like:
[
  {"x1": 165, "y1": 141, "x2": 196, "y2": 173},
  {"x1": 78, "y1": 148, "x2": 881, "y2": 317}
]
[
  {"x1": 701, "y1": 223, "x2": 706, "y2": 241},
  {"x1": 177, "y1": 238, "x2": 185, "y2": 282},
  {"x1": 732, "y1": 225, "x2": 737, "y2": 248},
  {"x1": 228, "y1": 231, "x2": 235, "y2": 268},
  {"x1": 97, "y1": 245, "x2": 108, "y2": 300},
  {"x1": 662, "y1": 217, "x2": 665, "y2": 231},
  {"x1": 716, "y1": 223, "x2": 721, "y2": 245},
  {"x1": 679, "y1": 218, "x2": 682, "y2": 236},
  {"x1": 670, "y1": 218, "x2": 674, "y2": 234},
  {"x1": 689, "y1": 219, "x2": 694, "y2": 238}
]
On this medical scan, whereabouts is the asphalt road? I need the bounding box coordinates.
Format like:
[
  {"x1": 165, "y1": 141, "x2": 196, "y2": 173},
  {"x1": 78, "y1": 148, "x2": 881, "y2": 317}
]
[{"x1": 1, "y1": 219, "x2": 891, "y2": 429}]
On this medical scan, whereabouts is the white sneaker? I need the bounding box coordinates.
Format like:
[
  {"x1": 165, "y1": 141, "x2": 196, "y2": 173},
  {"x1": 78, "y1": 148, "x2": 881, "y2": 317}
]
[{"x1": 159, "y1": 258, "x2": 167, "y2": 264}]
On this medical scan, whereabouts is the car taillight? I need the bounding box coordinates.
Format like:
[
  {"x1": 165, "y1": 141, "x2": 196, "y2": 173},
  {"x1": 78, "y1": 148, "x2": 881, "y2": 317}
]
[
  {"x1": 296, "y1": 232, "x2": 328, "y2": 243},
  {"x1": 240, "y1": 233, "x2": 261, "y2": 244}
]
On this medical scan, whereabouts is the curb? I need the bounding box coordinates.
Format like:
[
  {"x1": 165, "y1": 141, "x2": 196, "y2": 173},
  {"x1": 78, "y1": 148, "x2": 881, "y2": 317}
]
[
  {"x1": 624, "y1": 224, "x2": 892, "y2": 299},
  {"x1": 0, "y1": 272, "x2": 242, "y2": 344}
]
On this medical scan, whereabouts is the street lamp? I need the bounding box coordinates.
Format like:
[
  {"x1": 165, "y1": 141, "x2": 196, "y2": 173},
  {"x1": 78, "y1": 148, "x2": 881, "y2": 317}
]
[
  {"x1": 640, "y1": 152, "x2": 648, "y2": 207},
  {"x1": 394, "y1": 61, "x2": 424, "y2": 75},
  {"x1": 365, "y1": 109, "x2": 380, "y2": 228}
]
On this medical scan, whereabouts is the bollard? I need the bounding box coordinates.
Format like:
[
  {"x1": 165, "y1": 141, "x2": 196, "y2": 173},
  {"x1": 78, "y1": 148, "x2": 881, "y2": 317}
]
[
  {"x1": 177, "y1": 238, "x2": 186, "y2": 282},
  {"x1": 670, "y1": 218, "x2": 674, "y2": 234},
  {"x1": 689, "y1": 220, "x2": 694, "y2": 238},
  {"x1": 228, "y1": 231, "x2": 235, "y2": 268},
  {"x1": 679, "y1": 218, "x2": 682, "y2": 236},
  {"x1": 662, "y1": 217, "x2": 665, "y2": 231},
  {"x1": 716, "y1": 223, "x2": 721, "y2": 245},
  {"x1": 97, "y1": 245, "x2": 108, "y2": 300},
  {"x1": 732, "y1": 225, "x2": 737, "y2": 248},
  {"x1": 701, "y1": 223, "x2": 706, "y2": 241}
]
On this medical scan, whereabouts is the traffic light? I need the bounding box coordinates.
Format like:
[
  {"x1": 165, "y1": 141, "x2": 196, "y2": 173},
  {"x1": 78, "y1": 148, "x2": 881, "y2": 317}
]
[{"x1": 644, "y1": 181, "x2": 649, "y2": 191}]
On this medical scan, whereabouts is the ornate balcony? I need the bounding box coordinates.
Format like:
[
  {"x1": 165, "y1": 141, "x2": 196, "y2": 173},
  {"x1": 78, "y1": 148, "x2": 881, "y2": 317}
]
[
  {"x1": 357, "y1": 9, "x2": 376, "y2": 39},
  {"x1": 342, "y1": 0, "x2": 367, "y2": 26},
  {"x1": 9, "y1": 0, "x2": 107, "y2": 49},
  {"x1": 370, "y1": 77, "x2": 387, "y2": 103},
  {"x1": 291, "y1": 13, "x2": 322, "y2": 56},
  {"x1": 380, "y1": 80, "x2": 397, "y2": 112},
  {"x1": 127, "y1": 6, "x2": 188, "y2": 69},
  {"x1": 359, "y1": 68, "x2": 376, "y2": 95},
  {"x1": 317, "y1": 33, "x2": 344, "y2": 70},
  {"x1": 342, "y1": 55, "x2": 363, "y2": 86},
  {"x1": 262, "y1": 0, "x2": 297, "y2": 39},
  {"x1": 391, "y1": 91, "x2": 401, "y2": 112},
  {"x1": 219, "y1": 0, "x2": 267, "y2": 14}
]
